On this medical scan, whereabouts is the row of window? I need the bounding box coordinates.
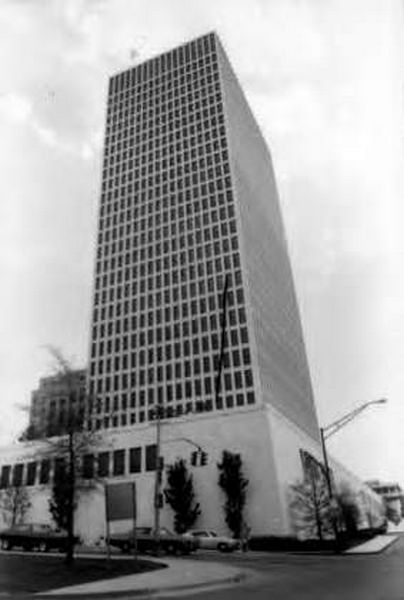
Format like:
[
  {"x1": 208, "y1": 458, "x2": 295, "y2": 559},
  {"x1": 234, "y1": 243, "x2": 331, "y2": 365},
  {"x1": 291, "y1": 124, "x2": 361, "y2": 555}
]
[
  {"x1": 90, "y1": 365, "x2": 252, "y2": 392},
  {"x1": 106, "y1": 119, "x2": 224, "y2": 160},
  {"x1": 100, "y1": 179, "x2": 231, "y2": 220},
  {"x1": 88, "y1": 390, "x2": 255, "y2": 430},
  {"x1": 110, "y1": 35, "x2": 216, "y2": 94},
  {"x1": 107, "y1": 98, "x2": 221, "y2": 138},
  {"x1": 103, "y1": 135, "x2": 227, "y2": 172},
  {"x1": 92, "y1": 260, "x2": 241, "y2": 306},
  {"x1": 105, "y1": 121, "x2": 225, "y2": 155},
  {"x1": 89, "y1": 369, "x2": 251, "y2": 412},
  {"x1": 97, "y1": 219, "x2": 236, "y2": 251},
  {"x1": 0, "y1": 445, "x2": 158, "y2": 489},
  {"x1": 94, "y1": 256, "x2": 240, "y2": 291},
  {"x1": 102, "y1": 158, "x2": 229, "y2": 190},
  {"x1": 90, "y1": 329, "x2": 249, "y2": 364},
  {"x1": 95, "y1": 246, "x2": 239, "y2": 279},
  {"x1": 108, "y1": 78, "x2": 221, "y2": 121},
  {"x1": 107, "y1": 84, "x2": 221, "y2": 130},
  {"x1": 103, "y1": 147, "x2": 227, "y2": 180},
  {"x1": 107, "y1": 101, "x2": 223, "y2": 138},
  {"x1": 110, "y1": 55, "x2": 218, "y2": 99},
  {"x1": 92, "y1": 298, "x2": 244, "y2": 327}
]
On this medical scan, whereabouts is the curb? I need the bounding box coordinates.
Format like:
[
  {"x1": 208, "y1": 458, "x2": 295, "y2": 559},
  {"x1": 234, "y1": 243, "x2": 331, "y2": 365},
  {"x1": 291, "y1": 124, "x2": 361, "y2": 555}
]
[
  {"x1": 344, "y1": 535, "x2": 399, "y2": 556},
  {"x1": 32, "y1": 572, "x2": 246, "y2": 599}
]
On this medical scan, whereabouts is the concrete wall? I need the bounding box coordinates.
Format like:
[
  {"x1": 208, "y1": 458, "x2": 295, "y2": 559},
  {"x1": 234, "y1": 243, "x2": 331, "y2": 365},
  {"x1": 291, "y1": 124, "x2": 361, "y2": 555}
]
[
  {"x1": 215, "y1": 35, "x2": 320, "y2": 441},
  {"x1": 0, "y1": 409, "x2": 294, "y2": 542}
]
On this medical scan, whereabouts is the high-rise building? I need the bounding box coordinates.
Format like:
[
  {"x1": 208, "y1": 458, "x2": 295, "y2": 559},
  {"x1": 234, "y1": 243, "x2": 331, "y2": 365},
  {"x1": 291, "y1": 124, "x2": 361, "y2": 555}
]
[
  {"x1": 0, "y1": 33, "x2": 384, "y2": 542},
  {"x1": 88, "y1": 31, "x2": 319, "y2": 440}
]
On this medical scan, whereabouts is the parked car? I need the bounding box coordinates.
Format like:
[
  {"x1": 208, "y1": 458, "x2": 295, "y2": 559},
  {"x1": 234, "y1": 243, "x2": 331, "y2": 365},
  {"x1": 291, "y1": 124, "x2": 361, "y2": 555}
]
[
  {"x1": 0, "y1": 523, "x2": 78, "y2": 552},
  {"x1": 185, "y1": 529, "x2": 240, "y2": 552},
  {"x1": 109, "y1": 526, "x2": 197, "y2": 555}
]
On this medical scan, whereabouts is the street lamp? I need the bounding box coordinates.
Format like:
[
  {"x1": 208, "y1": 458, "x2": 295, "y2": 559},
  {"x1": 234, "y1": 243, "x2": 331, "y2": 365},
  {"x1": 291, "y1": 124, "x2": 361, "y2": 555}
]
[{"x1": 320, "y1": 398, "x2": 388, "y2": 525}]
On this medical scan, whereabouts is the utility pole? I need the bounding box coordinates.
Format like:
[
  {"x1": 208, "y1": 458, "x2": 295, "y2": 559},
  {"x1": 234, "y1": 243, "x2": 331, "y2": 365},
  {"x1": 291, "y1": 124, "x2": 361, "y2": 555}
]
[
  {"x1": 320, "y1": 398, "x2": 387, "y2": 549},
  {"x1": 154, "y1": 403, "x2": 162, "y2": 554}
]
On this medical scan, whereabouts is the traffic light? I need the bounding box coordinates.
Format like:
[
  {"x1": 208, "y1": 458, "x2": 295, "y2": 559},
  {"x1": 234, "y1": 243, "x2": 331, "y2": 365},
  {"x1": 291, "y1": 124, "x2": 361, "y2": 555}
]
[
  {"x1": 191, "y1": 451, "x2": 198, "y2": 466},
  {"x1": 200, "y1": 451, "x2": 208, "y2": 466}
]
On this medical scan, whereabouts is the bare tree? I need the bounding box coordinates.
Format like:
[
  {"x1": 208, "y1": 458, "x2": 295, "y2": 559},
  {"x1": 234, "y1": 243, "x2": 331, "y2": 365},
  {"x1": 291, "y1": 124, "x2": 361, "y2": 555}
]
[
  {"x1": 0, "y1": 486, "x2": 31, "y2": 527},
  {"x1": 289, "y1": 478, "x2": 333, "y2": 541},
  {"x1": 37, "y1": 347, "x2": 102, "y2": 566}
]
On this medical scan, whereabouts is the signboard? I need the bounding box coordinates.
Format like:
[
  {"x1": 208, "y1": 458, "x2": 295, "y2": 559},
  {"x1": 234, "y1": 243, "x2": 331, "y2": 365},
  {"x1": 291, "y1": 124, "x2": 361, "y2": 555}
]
[{"x1": 105, "y1": 482, "x2": 137, "y2": 522}]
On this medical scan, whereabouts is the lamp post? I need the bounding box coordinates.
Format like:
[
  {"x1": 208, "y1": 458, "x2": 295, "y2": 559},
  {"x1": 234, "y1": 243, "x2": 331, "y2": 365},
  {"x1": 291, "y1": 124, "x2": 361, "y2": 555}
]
[{"x1": 320, "y1": 398, "x2": 387, "y2": 536}]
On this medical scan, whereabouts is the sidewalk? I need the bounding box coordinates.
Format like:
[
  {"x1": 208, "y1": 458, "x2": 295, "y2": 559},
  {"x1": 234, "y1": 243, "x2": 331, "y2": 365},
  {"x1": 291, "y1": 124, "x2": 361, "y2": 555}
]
[
  {"x1": 39, "y1": 558, "x2": 247, "y2": 598},
  {"x1": 344, "y1": 534, "x2": 399, "y2": 554}
]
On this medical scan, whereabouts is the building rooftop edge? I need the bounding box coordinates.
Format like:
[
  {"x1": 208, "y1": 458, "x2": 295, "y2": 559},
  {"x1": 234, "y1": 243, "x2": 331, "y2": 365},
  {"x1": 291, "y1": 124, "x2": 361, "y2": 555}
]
[{"x1": 109, "y1": 30, "x2": 219, "y2": 82}]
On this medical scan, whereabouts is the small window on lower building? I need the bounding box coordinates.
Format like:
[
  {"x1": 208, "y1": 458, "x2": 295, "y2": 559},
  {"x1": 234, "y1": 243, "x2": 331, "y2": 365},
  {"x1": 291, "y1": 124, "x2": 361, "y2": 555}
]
[
  {"x1": 82, "y1": 454, "x2": 94, "y2": 479},
  {"x1": 129, "y1": 447, "x2": 141, "y2": 473},
  {"x1": 39, "y1": 460, "x2": 50, "y2": 485},
  {"x1": 0, "y1": 465, "x2": 10, "y2": 489},
  {"x1": 12, "y1": 463, "x2": 24, "y2": 487},
  {"x1": 113, "y1": 450, "x2": 125, "y2": 476},
  {"x1": 26, "y1": 462, "x2": 37, "y2": 486},
  {"x1": 98, "y1": 452, "x2": 109, "y2": 477},
  {"x1": 145, "y1": 444, "x2": 157, "y2": 471}
]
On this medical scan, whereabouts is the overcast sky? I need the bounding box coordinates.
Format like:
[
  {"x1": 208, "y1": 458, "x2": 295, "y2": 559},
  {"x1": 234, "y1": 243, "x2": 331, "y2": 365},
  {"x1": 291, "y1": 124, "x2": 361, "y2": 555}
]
[{"x1": 0, "y1": 0, "x2": 403, "y2": 485}]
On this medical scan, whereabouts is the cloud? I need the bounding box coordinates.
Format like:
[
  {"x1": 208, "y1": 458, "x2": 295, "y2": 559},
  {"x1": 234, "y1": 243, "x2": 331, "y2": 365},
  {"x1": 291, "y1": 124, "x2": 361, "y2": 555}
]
[{"x1": 0, "y1": 92, "x2": 32, "y2": 122}]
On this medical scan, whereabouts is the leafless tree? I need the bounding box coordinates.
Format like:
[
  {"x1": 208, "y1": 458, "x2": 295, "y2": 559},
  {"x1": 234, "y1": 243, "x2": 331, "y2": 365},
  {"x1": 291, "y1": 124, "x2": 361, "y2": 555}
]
[
  {"x1": 36, "y1": 347, "x2": 102, "y2": 566},
  {"x1": 0, "y1": 485, "x2": 31, "y2": 527}
]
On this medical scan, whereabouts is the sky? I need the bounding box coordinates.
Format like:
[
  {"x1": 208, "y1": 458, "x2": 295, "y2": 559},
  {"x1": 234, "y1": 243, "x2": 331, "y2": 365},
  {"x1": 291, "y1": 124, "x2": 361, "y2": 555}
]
[{"x1": 0, "y1": 0, "x2": 403, "y2": 485}]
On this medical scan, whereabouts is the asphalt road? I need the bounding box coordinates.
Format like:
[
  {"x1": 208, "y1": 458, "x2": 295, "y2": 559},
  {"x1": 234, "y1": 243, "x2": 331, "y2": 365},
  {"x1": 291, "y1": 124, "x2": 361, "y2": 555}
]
[
  {"x1": 0, "y1": 536, "x2": 402, "y2": 599},
  {"x1": 174, "y1": 535, "x2": 404, "y2": 600}
]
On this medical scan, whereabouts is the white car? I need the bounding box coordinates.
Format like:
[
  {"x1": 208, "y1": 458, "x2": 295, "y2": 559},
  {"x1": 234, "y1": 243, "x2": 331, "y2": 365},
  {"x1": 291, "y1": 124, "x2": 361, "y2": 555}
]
[{"x1": 186, "y1": 529, "x2": 239, "y2": 552}]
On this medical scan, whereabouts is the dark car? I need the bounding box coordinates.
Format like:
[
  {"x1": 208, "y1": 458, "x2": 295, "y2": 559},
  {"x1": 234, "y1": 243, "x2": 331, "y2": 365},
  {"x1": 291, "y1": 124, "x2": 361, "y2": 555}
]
[
  {"x1": 0, "y1": 523, "x2": 78, "y2": 552},
  {"x1": 109, "y1": 526, "x2": 197, "y2": 555}
]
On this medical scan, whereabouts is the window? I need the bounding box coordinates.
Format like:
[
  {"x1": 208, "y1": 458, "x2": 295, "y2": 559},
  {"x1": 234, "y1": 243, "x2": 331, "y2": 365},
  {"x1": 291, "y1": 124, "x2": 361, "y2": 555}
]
[
  {"x1": 98, "y1": 452, "x2": 109, "y2": 477},
  {"x1": 83, "y1": 454, "x2": 94, "y2": 479},
  {"x1": 39, "y1": 460, "x2": 50, "y2": 484},
  {"x1": 145, "y1": 444, "x2": 157, "y2": 471},
  {"x1": 0, "y1": 465, "x2": 10, "y2": 489},
  {"x1": 26, "y1": 462, "x2": 37, "y2": 486},
  {"x1": 113, "y1": 450, "x2": 125, "y2": 476},
  {"x1": 129, "y1": 447, "x2": 142, "y2": 473}
]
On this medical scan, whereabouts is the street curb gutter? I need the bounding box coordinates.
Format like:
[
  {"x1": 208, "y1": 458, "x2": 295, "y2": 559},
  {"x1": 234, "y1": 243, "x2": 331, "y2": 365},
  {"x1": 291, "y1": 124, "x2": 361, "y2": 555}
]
[{"x1": 34, "y1": 572, "x2": 247, "y2": 599}]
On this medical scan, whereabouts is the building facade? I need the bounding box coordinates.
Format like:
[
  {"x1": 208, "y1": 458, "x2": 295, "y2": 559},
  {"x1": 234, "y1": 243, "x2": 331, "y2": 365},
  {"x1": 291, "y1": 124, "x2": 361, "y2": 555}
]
[
  {"x1": 88, "y1": 30, "x2": 318, "y2": 440},
  {"x1": 367, "y1": 480, "x2": 403, "y2": 524},
  {"x1": 28, "y1": 370, "x2": 87, "y2": 439}
]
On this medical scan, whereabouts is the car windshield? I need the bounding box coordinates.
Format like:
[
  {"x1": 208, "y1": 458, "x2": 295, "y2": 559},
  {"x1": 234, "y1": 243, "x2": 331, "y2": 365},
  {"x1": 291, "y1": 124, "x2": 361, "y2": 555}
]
[
  {"x1": 160, "y1": 527, "x2": 174, "y2": 536},
  {"x1": 209, "y1": 531, "x2": 218, "y2": 537}
]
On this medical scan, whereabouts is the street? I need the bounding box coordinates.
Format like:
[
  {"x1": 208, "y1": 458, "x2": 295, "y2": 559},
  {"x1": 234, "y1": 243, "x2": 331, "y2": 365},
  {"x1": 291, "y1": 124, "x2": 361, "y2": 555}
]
[
  {"x1": 0, "y1": 536, "x2": 403, "y2": 598},
  {"x1": 172, "y1": 535, "x2": 404, "y2": 600}
]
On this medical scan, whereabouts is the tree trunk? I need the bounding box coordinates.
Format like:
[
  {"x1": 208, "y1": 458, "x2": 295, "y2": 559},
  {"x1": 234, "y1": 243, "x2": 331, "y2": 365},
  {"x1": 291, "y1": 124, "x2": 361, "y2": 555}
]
[{"x1": 65, "y1": 430, "x2": 75, "y2": 567}]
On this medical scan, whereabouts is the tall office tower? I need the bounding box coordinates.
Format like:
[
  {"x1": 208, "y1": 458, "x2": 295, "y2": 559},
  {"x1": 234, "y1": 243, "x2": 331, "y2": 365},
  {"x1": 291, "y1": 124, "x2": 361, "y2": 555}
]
[{"x1": 88, "y1": 32, "x2": 319, "y2": 441}]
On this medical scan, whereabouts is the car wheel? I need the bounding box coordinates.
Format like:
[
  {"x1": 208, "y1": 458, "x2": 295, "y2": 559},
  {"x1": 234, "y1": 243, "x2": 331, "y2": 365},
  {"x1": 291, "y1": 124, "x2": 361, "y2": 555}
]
[
  {"x1": 218, "y1": 542, "x2": 229, "y2": 552},
  {"x1": 1, "y1": 539, "x2": 11, "y2": 551},
  {"x1": 38, "y1": 541, "x2": 48, "y2": 553}
]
